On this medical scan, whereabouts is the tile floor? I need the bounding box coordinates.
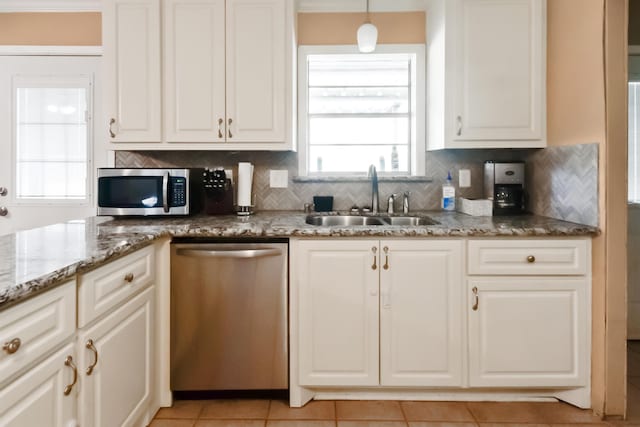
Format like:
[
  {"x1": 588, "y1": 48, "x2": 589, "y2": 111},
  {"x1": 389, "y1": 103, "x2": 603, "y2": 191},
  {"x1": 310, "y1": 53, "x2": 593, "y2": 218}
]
[{"x1": 150, "y1": 341, "x2": 640, "y2": 427}]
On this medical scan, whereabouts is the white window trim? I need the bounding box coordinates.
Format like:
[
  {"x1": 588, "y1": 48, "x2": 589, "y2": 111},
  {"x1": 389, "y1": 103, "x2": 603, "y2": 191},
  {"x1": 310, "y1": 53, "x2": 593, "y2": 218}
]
[
  {"x1": 11, "y1": 74, "x2": 94, "y2": 206},
  {"x1": 297, "y1": 44, "x2": 426, "y2": 177}
]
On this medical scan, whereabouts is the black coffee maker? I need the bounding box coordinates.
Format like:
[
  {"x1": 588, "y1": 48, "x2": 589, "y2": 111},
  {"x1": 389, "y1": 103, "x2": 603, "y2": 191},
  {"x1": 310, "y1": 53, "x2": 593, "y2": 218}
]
[
  {"x1": 483, "y1": 161, "x2": 526, "y2": 215},
  {"x1": 202, "y1": 168, "x2": 234, "y2": 215}
]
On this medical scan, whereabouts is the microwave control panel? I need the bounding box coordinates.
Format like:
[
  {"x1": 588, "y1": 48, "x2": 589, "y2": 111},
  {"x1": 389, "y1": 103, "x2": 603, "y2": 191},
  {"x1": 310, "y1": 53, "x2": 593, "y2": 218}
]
[{"x1": 171, "y1": 177, "x2": 187, "y2": 207}]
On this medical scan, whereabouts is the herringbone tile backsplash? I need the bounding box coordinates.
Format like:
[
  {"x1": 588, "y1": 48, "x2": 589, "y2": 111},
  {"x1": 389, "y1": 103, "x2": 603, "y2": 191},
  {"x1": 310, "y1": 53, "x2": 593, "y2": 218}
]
[{"x1": 115, "y1": 143, "x2": 598, "y2": 226}]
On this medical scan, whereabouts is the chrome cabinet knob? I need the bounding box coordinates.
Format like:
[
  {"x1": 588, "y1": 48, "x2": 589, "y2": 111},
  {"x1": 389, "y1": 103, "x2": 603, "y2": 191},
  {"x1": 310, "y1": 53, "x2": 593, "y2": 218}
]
[
  {"x1": 0, "y1": 187, "x2": 7, "y2": 197},
  {"x1": 0, "y1": 207, "x2": 7, "y2": 217}
]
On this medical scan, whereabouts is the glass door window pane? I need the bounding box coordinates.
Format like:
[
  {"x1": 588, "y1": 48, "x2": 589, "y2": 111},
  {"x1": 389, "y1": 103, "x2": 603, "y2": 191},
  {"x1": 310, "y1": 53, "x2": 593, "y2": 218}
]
[{"x1": 15, "y1": 86, "x2": 89, "y2": 200}]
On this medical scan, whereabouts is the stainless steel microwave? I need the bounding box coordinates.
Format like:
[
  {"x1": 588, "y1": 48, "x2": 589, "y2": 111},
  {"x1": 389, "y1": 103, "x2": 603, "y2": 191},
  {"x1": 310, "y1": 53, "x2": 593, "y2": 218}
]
[{"x1": 97, "y1": 168, "x2": 203, "y2": 216}]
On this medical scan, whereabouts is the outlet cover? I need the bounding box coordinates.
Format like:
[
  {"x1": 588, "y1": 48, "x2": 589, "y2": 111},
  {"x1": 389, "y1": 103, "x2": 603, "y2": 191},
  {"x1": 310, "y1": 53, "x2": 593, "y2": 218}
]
[
  {"x1": 459, "y1": 169, "x2": 471, "y2": 188},
  {"x1": 270, "y1": 170, "x2": 288, "y2": 188}
]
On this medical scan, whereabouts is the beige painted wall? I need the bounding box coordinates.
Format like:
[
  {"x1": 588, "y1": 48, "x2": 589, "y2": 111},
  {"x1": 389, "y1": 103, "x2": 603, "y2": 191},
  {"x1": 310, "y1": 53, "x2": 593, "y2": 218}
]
[
  {"x1": 0, "y1": 12, "x2": 101, "y2": 45},
  {"x1": 297, "y1": 12, "x2": 426, "y2": 45}
]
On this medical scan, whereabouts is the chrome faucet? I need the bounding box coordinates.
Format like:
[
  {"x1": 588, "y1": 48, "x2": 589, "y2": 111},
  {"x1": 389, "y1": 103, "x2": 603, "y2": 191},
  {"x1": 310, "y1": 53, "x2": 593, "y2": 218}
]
[
  {"x1": 403, "y1": 191, "x2": 410, "y2": 214},
  {"x1": 387, "y1": 193, "x2": 398, "y2": 214},
  {"x1": 368, "y1": 165, "x2": 379, "y2": 214}
]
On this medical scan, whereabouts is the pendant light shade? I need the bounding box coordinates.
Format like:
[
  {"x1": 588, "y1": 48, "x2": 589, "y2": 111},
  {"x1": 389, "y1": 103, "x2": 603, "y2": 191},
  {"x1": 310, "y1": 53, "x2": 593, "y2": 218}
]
[{"x1": 357, "y1": 0, "x2": 377, "y2": 53}]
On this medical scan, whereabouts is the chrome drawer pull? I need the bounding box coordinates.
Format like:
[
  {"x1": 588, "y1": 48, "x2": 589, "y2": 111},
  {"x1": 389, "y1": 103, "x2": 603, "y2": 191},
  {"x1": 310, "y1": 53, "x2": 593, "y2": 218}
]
[
  {"x1": 86, "y1": 339, "x2": 99, "y2": 375},
  {"x1": 2, "y1": 338, "x2": 21, "y2": 354},
  {"x1": 64, "y1": 356, "x2": 77, "y2": 396}
]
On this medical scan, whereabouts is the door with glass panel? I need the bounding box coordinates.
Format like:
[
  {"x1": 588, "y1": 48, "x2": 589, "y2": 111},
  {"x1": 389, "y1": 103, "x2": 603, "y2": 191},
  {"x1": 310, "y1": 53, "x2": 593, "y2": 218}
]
[{"x1": 0, "y1": 57, "x2": 98, "y2": 236}]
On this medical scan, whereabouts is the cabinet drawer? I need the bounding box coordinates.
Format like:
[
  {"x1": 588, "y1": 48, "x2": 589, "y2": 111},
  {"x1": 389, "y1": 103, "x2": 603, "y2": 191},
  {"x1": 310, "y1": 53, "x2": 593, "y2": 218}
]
[
  {"x1": 468, "y1": 239, "x2": 588, "y2": 275},
  {"x1": 78, "y1": 245, "x2": 154, "y2": 328},
  {"x1": 0, "y1": 281, "x2": 76, "y2": 385}
]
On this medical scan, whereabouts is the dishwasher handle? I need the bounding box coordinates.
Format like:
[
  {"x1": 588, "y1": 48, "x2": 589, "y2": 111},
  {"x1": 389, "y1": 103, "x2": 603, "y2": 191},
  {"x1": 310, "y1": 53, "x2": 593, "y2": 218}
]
[{"x1": 175, "y1": 247, "x2": 282, "y2": 259}]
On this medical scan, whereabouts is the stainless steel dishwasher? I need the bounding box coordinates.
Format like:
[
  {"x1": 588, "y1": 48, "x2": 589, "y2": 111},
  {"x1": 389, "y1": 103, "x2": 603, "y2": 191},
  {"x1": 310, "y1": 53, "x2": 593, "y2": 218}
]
[{"x1": 170, "y1": 240, "x2": 288, "y2": 391}]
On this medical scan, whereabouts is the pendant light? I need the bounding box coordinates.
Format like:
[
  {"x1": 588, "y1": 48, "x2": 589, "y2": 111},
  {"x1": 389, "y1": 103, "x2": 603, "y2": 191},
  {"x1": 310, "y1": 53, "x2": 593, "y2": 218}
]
[{"x1": 357, "y1": 0, "x2": 378, "y2": 53}]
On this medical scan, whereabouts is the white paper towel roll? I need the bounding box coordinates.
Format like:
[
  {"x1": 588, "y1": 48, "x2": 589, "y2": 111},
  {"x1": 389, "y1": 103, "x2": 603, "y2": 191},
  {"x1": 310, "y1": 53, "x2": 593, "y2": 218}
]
[{"x1": 237, "y1": 162, "x2": 254, "y2": 206}]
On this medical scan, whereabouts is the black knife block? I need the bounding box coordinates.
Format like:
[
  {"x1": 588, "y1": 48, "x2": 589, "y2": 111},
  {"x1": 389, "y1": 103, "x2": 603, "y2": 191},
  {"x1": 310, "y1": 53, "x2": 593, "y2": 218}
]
[{"x1": 204, "y1": 179, "x2": 235, "y2": 215}]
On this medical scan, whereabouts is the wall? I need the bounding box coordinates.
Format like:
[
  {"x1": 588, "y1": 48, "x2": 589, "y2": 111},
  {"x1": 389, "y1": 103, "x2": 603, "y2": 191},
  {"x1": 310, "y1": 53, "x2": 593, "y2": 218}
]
[
  {"x1": 298, "y1": 12, "x2": 425, "y2": 44},
  {"x1": 0, "y1": 12, "x2": 101, "y2": 45}
]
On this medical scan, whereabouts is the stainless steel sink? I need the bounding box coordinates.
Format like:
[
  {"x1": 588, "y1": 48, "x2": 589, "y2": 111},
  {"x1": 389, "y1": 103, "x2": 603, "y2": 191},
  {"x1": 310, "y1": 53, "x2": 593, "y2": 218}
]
[
  {"x1": 384, "y1": 216, "x2": 439, "y2": 226},
  {"x1": 304, "y1": 215, "x2": 438, "y2": 227},
  {"x1": 305, "y1": 215, "x2": 387, "y2": 226}
]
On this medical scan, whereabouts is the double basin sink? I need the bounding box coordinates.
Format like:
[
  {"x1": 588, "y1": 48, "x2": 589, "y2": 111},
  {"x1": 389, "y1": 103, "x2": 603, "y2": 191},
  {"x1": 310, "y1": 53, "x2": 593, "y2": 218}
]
[{"x1": 305, "y1": 214, "x2": 438, "y2": 227}]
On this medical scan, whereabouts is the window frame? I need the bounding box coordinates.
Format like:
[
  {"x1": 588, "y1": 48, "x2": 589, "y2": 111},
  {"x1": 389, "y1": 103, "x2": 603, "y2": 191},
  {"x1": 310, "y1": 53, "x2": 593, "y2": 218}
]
[
  {"x1": 11, "y1": 73, "x2": 94, "y2": 206},
  {"x1": 297, "y1": 44, "x2": 426, "y2": 177}
]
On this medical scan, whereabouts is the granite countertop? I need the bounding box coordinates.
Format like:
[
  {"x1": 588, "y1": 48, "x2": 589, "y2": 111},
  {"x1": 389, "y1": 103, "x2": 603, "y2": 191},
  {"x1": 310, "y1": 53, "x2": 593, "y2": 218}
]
[{"x1": 0, "y1": 211, "x2": 599, "y2": 312}]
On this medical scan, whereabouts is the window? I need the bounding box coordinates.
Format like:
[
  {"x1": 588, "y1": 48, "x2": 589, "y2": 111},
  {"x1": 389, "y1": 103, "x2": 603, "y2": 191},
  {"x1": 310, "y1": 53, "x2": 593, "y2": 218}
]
[
  {"x1": 13, "y1": 75, "x2": 92, "y2": 202},
  {"x1": 298, "y1": 45, "x2": 425, "y2": 176}
]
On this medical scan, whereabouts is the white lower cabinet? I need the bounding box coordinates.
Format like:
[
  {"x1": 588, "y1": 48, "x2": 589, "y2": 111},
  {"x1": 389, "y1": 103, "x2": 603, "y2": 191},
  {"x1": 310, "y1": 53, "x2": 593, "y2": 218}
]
[
  {"x1": 296, "y1": 239, "x2": 463, "y2": 387},
  {"x1": 292, "y1": 237, "x2": 591, "y2": 407},
  {"x1": 77, "y1": 285, "x2": 155, "y2": 427},
  {"x1": 467, "y1": 278, "x2": 588, "y2": 387},
  {"x1": 0, "y1": 343, "x2": 77, "y2": 427},
  {"x1": 297, "y1": 240, "x2": 380, "y2": 386}
]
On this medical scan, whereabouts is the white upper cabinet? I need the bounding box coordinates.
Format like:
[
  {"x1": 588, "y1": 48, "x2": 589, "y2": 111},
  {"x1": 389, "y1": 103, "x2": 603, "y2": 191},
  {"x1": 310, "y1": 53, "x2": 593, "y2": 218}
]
[
  {"x1": 165, "y1": 0, "x2": 294, "y2": 148},
  {"x1": 103, "y1": 0, "x2": 162, "y2": 143},
  {"x1": 226, "y1": 0, "x2": 288, "y2": 143},
  {"x1": 426, "y1": 0, "x2": 546, "y2": 149},
  {"x1": 106, "y1": 0, "x2": 295, "y2": 149},
  {"x1": 163, "y1": 0, "x2": 226, "y2": 143}
]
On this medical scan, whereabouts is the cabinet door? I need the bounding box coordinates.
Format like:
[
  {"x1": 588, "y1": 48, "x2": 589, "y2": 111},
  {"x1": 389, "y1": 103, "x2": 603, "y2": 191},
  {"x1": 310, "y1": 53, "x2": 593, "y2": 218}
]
[
  {"x1": 468, "y1": 278, "x2": 588, "y2": 387},
  {"x1": 0, "y1": 343, "x2": 76, "y2": 427},
  {"x1": 297, "y1": 240, "x2": 379, "y2": 386},
  {"x1": 226, "y1": 0, "x2": 287, "y2": 143},
  {"x1": 453, "y1": 0, "x2": 544, "y2": 144},
  {"x1": 380, "y1": 240, "x2": 463, "y2": 386},
  {"x1": 164, "y1": 0, "x2": 226, "y2": 143},
  {"x1": 103, "y1": 0, "x2": 161, "y2": 142},
  {"x1": 78, "y1": 286, "x2": 154, "y2": 427}
]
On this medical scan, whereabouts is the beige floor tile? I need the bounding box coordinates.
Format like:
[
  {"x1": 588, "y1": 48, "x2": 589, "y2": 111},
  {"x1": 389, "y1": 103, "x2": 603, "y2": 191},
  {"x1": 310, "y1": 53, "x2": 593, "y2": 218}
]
[
  {"x1": 336, "y1": 401, "x2": 404, "y2": 421},
  {"x1": 466, "y1": 402, "x2": 558, "y2": 424},
  {"x1": 337, "y1": 422, "x2": 408, "y2": 427},
  {"x1": 478, "y1": 424, "x2": 549, "y2": 427},
  {"x1": 549, "y1": 424, "x2": 613, "y2": 426},
  {"x1": 194, "y1": 421, "x2": 265, "y2": 427},
  {"x1": 268, "y1": 400, "x2": 335, "y2": 420},
  {"x1": 537, "y1": 402, "x2": 602, "y2": 424},
  {"x1": 150, "y1": 420, "x2": 196, "y2": 427},
  {"x1": 200, "y1": 400, "x2": 271, "y2": 419},
  {"x1": 408, "y1": 423, "x2": 478, "y2": 427},
  {"x1": 401, "y1": 402, "x2": 474, "y2": 422},
  {"x1": 155, "y1": 400, "x2": 204, "y2": 419},
  {"x1": 267, "y1": 421, "x2": 336, "y2": 427}
]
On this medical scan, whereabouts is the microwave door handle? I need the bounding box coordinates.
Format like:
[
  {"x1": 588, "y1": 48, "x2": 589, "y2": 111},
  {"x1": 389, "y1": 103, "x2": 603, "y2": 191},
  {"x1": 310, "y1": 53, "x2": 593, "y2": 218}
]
[{"x1": 162, "y1": 172, "x2": 170, "y2": 213}]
